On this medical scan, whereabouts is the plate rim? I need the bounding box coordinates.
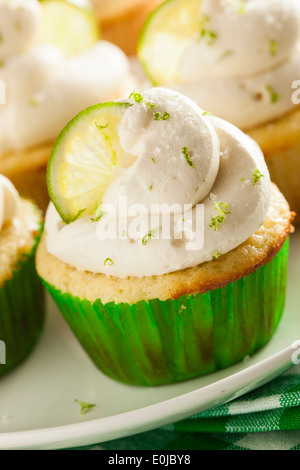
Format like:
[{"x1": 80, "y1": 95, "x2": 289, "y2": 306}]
[{"x1": 0, "y1": 342, "x2": 297, "y2": 450}]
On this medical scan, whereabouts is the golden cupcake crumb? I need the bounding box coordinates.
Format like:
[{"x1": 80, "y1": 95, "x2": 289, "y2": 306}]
[
  {"x1": 36, "y1": 183, "x2": 293, "y2": 305},
  {"x1": 0, "y1": 199, "x2": 42, "y2": 287}
]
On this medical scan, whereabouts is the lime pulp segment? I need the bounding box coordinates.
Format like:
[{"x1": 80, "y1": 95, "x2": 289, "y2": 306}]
[{"x1": 47, "y1": 103, "x2": 131, "y2": 224}]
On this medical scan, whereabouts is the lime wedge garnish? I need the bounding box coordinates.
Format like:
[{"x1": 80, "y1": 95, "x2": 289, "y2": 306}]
[
  {"x1": 39, "y1": 0, "x2": 100, "y2": 55},
  {"x1": 47, "y1": 102, "x2": 131, "y2": 223},
  {"x1": 138, "y1": 0, "x2": 200, "y2": 85}
]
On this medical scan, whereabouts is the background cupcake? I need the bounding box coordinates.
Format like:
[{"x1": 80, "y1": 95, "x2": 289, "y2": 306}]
[
  {"x1": 90, "y1": 0, "x2": 163, "y2": 55},
  {"x1": 36, "y1": 88, "x2": 293, "y2": 386},
  {"x1": 138, "y1": 0, "x2": 300, "y2": 223},
  {"x1": 0, "y1": 0, "x2": 137, "y2": 211},
  {"x1": 0, "y1": 175, "x2": 44, "y2": 377}
]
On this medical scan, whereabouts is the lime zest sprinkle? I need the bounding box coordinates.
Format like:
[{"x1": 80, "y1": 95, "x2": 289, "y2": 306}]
[
  {"x1": 212, "y1": 252, "x2": 222, "y2": 260},
  {"x1": 146, "y1": 102, "x2": 158, "y2": 109},
  {"x1": 153, "y1": 111, "x2": 170, "y2": 121},
  {"x1": 95, "y1": 122, "x2": 110, "y2": 130},
  {"x1": 199, "y1": 13, "x2": 210, "y2": 24},
  {"x1": 182, "y1": 147, "x2": 194, "y2": 169},
  {"x1": 104, "y1": 257, "x2": 114, "y2": 266},
  {"x1": 199, "y1": 14, "x2": 209, "y2": 33},
  {"x1": 209, "y1": 202, "x2": 231, "y2": 231},
  {"x1": 129, "y1": 90, "x2": 144, "y2": 103},
  {"x1": 150, "y1": 157, "x2": 155, "y2": 164},
  {"x1": 202, "y1": 110, "x2": 214, "y2": 116},
  {"x1": 199, "y1": 14, "x2": 218, "y2": 45},
  {"x1": 95, "y1": 121, "x2": 111, "y2": 144},
  {"x1": 240, "y1": 177, "x2": 245, "y2": 182},
  {"x1": 270, "y1": 40, "x2": 278, "y2": 57},
  {"x1": 128, "y1": 90, "x2": 158, "y2": 109},
  {"x1": 253, "y1": 168, "x2": 264, "y2": 186},
  {"x1": 219, "y1": 50, "x2": 234, "y2": 61},
  {"x1": 200, "y1": 28, "x2": 218, "y2": 45},
  {"x1": 75, "y1": 399, "x2": 96, "y2": 415},
  {"x1": 142, "y1": 229, "x2": 158, "y2": 246},
  {"x1": 90, "y1": 206, "x2": 105, "y2": 222},
  {"x1": 149, "y1": 182, "x2": 153, "y2": 191},
  {"x1": 266, "y1": 85, "x2": 279, "y2": 103}
]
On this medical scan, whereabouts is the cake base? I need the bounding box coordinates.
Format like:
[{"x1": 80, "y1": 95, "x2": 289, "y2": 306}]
[
  {"x1": 0, "y1": 200, "x2": 45, "y2": 377},
  {"x1": 0, "y1": 143, "x2": 52, "y2": 213},
  {"x1": 248, "y1": 106, "x2": 300, "y2": 225}
]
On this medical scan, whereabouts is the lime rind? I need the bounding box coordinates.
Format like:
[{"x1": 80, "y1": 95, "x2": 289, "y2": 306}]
[
  {"x1": 138, "y1": 0, "x2": 200, "y2": 85},
  {"x1": 47, "y1": 102, "x2": 131, "y2": 224}
]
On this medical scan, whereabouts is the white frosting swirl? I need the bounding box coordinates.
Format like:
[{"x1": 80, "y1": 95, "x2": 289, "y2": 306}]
[
  {"x1": 45, "y1": 88, "x2": 271, "y2": 278},
  {"x1": 0, "y1": 175, "x2": 18, "y2": 231},
  {"x1": 0, "y1": 0, "x2": 136, "y2": 154},
  {"x1": 161, "y1": 0, "x2": 300, "y2": 129},
  {"x1": 0, "y1": 0, "x2": 40, "y2": 61}
]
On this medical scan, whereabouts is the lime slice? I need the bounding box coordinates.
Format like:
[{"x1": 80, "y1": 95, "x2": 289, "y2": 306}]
[
  {"x1": 47, "y1": 102, "x2": 131, "y2": 224},
  {"x1": 138, "y1": 0, "x2": 200, "y2": 85},
  {"x1": 39, "y1": 0, "x2": 100, "y2": 55}
]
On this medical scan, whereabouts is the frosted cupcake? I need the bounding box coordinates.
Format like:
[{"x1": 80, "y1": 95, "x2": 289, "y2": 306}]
[
  {"x1": 0, "y1": 0, "x2": 137, "y2": 211},
  {"x1": 37, "y1": 88, "x2": 293, "y2": 386},
  {"x1": 0, "y1": 175, "x2": 44, "y2": 377},
  {"x1": 90, "y1": 0, "x2": 163, "y2": 55},
  {"x1": 138, "y1": 0, "x2": 300, "y2": 223}
]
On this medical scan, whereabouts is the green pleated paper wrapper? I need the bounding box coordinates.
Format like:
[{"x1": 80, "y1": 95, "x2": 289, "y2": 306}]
[
  {"x1": 0, "y1": 230, "x2": 45, "y2": 377},
  {"x1": 42, "y1": 240, "x2": 289, "y2": 386}
]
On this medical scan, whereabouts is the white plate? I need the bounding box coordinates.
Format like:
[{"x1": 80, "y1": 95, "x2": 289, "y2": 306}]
[{"x1": 0, "y1": 232, "x2": 299, "y2": 450}]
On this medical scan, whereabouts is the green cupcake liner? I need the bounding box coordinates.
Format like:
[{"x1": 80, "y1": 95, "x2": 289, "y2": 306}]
[
  {"x1": 0, "y1": 232, "x2": 45, "y2": 377},
  {"x1": 42, "y1": 240, "x2": 289, "y2": 386}
]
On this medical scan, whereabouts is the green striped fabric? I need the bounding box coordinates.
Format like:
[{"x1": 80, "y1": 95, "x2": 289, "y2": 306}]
[{"x1": 73, "y1": 365, "x2": 300, "y2": 451}]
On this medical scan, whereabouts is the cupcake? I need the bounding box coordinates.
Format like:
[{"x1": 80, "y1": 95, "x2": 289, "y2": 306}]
[
  {"x1": 0, "y1": 175, "x2": 44, "y2": 377},
  {"x1": 36, "y1": 88, "x2": 293, "y2": 386},
  {"x1": 138, "y1": 0, "x2": 300, "y2": 223},
  {"x1": 0, "y1": 0, "x2": 137, "y2": 212},
  {"x1": 90, "y1": 0, "x2": 163, "y2": 55}
]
